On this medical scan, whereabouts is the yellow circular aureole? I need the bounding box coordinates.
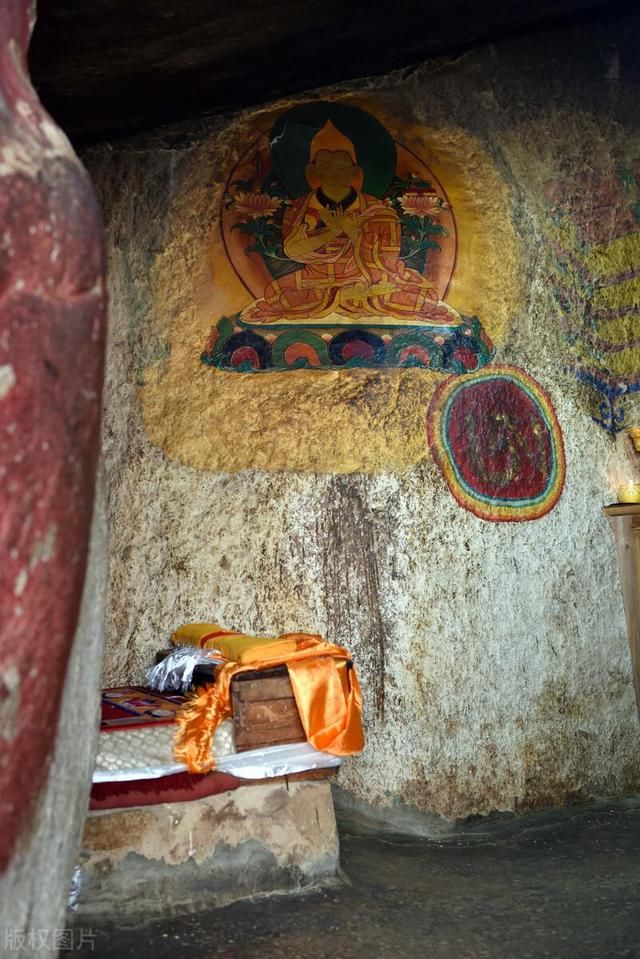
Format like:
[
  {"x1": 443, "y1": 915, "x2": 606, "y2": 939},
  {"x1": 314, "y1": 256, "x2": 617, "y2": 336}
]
[{"x1": 140, "y1": 96, "x2": 522, "y2": 474}]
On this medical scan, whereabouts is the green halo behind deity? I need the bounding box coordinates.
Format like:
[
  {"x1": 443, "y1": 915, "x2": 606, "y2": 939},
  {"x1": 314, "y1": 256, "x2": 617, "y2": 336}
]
[{"x1": 269, "y1": 101, "x2": 397, "y2": 199}]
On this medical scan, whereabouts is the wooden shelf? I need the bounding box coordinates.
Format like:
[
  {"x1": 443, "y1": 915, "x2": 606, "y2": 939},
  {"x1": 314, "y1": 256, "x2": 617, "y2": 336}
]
[
  {"x1": 603, "y1": 503, "x2": 640, "y2": 517},
  {"x1": 604, "y1": 507, "x2": 640, "y2": 717}
]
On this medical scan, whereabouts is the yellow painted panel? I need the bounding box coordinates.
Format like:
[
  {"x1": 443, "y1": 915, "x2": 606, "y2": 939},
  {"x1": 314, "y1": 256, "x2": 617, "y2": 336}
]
[
  {"x1": 593, "y1": 276, "x2": 640, "y2": 310},
  {"x1": 594, "y1": 313, "x2": 640, "y2": 345},
  {"x1": 602, "y1": 347, "x2": 640, "y2": 377},
  {"x1": 583, "y1": 233, "x2": 640, "y2": 280}
]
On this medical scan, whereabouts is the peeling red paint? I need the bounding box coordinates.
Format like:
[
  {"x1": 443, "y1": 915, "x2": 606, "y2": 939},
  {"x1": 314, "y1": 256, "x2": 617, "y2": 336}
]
[{"x1": 0, "y1": 0, "x2": 106, "y2": 872}]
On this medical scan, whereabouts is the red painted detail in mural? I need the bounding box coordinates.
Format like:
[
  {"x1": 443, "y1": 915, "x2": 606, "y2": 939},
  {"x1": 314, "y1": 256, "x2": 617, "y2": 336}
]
[
  {"x1": 446, "y1": 380, "x2": 552, "y2": 500},
  {"x1": 0, "y1": 0, "x2": 106, "y2": 873},
  {"x1": 398, "y1": 345, "x2": 431, "y2": 365},
  {"x1": 452, "y1": 346, "x2": 479, "y2": 371},
  {"x1": 343, "y1": 341, "x2": 375, "y2": 362},
  {"x1": 284, "y1": 343, "x2": 322, "y2": 367},
  {"x1": 204, "y1": 326, "x2": 219, "y2": 355},
  {"x1": 231, "y1": 346, "x2": 260, "y2": 368}
]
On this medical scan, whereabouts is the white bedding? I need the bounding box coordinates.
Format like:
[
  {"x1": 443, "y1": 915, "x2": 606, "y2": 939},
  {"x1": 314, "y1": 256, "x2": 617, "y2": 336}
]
[{"x1": 93, "y1": 719, "x2": 340, "y2": 783}]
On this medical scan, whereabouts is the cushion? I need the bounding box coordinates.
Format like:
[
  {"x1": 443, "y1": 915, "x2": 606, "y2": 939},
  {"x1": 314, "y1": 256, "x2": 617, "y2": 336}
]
[{"x1": 171, "y1": 623, "x2": 296, "y2": 662}]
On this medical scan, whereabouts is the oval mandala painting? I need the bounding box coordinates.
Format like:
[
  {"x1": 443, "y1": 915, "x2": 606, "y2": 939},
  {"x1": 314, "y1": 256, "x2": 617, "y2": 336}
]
[{"x1": 427, "y1": 366, "x2": 566, "y2": 522}]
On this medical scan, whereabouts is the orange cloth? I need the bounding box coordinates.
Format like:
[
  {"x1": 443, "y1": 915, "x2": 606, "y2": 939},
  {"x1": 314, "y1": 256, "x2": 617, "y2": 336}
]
[{"x1": 173, "y1": 633, "x2": 364, "y2": 774}]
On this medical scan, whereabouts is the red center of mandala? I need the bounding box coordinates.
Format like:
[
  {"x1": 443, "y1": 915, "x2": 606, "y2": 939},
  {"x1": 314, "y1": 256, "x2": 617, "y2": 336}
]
[{"x1": 446, "y1": 380, "x2": 553, "y2": 500}]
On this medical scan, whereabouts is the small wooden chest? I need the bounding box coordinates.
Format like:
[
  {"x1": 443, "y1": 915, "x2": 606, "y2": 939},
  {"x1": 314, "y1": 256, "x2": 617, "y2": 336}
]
[{"x1": 231, "y1": 666, "x2": 306, "y2": 752}]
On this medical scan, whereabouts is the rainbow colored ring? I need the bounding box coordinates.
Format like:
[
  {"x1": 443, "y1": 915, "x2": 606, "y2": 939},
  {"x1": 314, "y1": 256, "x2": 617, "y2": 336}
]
[{"x1": 427, "y1": 365, "x2": 566, "y2": 522}]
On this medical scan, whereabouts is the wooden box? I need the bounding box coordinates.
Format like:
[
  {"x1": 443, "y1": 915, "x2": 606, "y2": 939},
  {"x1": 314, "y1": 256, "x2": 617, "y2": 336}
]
[{"x1": 231, "y1": 666, "x2": 306, "y2": 752}]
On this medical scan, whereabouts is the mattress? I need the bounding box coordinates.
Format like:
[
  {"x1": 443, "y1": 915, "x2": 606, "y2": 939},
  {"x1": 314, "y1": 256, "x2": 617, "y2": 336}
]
[{"x1": 93, "y1": 718, "x2": 340, "y2": 784}]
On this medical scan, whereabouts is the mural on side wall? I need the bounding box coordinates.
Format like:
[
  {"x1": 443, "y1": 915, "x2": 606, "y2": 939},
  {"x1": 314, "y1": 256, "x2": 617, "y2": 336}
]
[
  {"x1": 427, "y1": 367, "x2": 566, "y2": 522},
  {"x1": 543, "y1": 163, "x2": 640, "y2": 435},
  {"x1": 202, "y1": 101, "x2": 494, "y2": 373}
]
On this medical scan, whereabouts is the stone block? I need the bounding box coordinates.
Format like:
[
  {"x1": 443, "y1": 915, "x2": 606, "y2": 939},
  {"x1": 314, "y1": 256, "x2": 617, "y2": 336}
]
[{"x1": 75, "y1": 780, "x2": 340, "y2": 918}]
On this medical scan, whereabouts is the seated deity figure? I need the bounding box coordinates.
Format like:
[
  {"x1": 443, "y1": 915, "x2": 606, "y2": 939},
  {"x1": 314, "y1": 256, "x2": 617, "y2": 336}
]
[{"x1": 240, "y1": 120, "x2": 462, "y2": 328}]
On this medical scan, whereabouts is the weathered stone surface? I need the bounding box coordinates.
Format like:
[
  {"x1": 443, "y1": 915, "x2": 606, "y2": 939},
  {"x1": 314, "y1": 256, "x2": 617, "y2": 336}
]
[
  {"x1": 76, "y1": 780, "x2": 339, "y2": 918},
  {"x1": 0, "y1": 477, "x2": 107, "y2": 935},
  {"x1": 89, "y1": 11, "x2": 640, "y2": 824},
  {"x1": 0, "y1": 0, "x2": 107, "y2": 921},
  {"x1": 28, "y1": 0, "x2": 622, "y2": 143}
]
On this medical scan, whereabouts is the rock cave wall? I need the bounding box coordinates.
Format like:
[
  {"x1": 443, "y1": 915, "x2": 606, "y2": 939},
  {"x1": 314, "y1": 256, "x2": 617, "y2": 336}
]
[{"x1": 88, "y1": 9, "x2": 640, "y2": 821}]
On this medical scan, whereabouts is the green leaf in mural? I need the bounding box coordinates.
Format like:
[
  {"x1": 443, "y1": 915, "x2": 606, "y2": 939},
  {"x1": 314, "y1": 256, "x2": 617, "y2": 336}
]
[
  {"x1": 398, "y1": 212, "x2": 446, "y2": 273},
  {"x1": 402, "y1": 252, "x2": 426, "y2": 274},
  {"x1": 232, "y1": 218, "x2": 273, "y2": 239},
  {"x1": 216, "y1": 315, "x2": 236, "y2": 347}
]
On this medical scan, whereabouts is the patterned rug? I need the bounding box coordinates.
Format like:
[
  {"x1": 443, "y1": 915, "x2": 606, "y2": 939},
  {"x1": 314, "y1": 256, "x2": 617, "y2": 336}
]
[{"x1": 101, "y1": 686, "x2": 187, "y2": 731}]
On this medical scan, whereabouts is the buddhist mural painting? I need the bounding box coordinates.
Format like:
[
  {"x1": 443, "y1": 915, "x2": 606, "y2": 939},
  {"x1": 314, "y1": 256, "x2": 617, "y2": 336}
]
[
  {"x1": 427, "y1": 367, "x2": 566, "y2": 522},
  {"x1": 543, "y1": 162, "x2": 640, "y2": 435},
  {"x1": 202, "y1": 101, "x2": 493, "y2": 373},
  {"x1": 140, "y1": 97, "x2": 565, "y2": 516},
  {"x1": 196, "y1": 99, "x2": 566, "y2": 522}
]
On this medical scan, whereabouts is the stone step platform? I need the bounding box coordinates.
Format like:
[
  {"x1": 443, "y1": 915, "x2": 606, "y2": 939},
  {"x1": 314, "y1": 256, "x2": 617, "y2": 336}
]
[{"x1": 74, "y1": 776, "x2": 339, "y2": 920}]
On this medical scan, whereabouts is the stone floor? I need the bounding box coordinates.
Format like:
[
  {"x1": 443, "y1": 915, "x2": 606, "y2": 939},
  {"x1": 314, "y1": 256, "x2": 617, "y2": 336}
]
[{"x1": 76, "y1": 796, "x2": 640, "y2": 959}]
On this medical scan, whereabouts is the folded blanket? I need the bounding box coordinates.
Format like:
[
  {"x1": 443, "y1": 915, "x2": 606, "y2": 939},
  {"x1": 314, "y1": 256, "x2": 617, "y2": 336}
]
[{"x1": 172, "y1": 623, "x2": 290, "y2": 661}]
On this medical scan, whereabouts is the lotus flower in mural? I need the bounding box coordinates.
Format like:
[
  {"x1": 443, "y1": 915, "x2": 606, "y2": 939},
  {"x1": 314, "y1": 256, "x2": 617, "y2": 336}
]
[
  {"x1": 398, "y1": 190, "x2": 447, "y2": 218},
  {"x1": 233, "y1": 192, "x2": 282, "y2": 220}
]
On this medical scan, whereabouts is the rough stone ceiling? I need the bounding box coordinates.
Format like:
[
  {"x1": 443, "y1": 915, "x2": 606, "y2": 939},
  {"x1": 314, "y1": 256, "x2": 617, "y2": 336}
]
[{"x1": 29, "y1": 0, "x2": 629, "y2": 144}]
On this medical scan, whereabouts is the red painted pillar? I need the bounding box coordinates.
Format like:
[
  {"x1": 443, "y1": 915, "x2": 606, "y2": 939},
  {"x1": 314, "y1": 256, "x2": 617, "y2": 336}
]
[{"x1": 0, "y1": 0, "x2": 107, "y2": 872}]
